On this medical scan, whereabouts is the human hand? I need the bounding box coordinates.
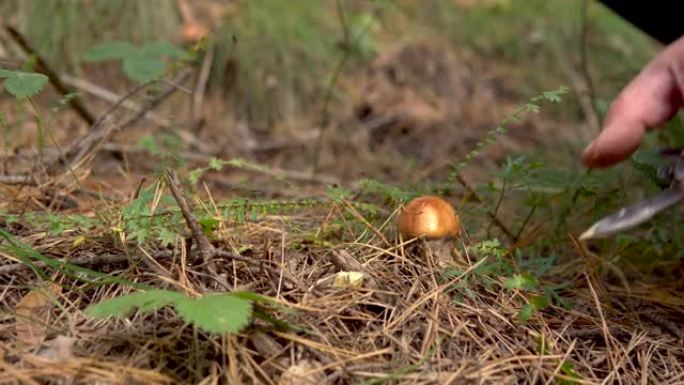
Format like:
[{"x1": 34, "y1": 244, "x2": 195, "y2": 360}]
[{"x1": 582, "y1": 35, "x2": 684, "y2": 168}]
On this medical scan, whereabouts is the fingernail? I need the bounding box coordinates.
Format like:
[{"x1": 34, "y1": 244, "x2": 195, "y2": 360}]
[
  {"x1": 581, "y1": 139, "x2": 600, "y2": 167},
  {"x1": 582, "y1": 139, "x2": 597, "y2": 157}
]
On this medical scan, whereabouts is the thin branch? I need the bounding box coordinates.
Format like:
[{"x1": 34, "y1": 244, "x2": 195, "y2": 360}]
[
  {"x1": 0, "y1": 174, "x2": 37, "y2": 185},
  {"x1": 311, "y1": 0, "x2": 354, "y2": 176},
  {"x1": 59, "y1": 74, "x2": 170, "y2": 127},
  {"x1": 49, "y1": 68, "x2": 192, "y2": 174},
  {"x1": 61, "y1": 73, "x2": 210, "y2": 153},
  {"x1": 191, "y1": 42, "x2": 215, "y2": 122},
  {"x1": 46, "y1": 80, "x2": 155, "y2": 173},
  {"x1": 4, "y1": 25, "x2": 96, "y2": 125},
  {"x1": 166, "y1": 169, "x2": 216, "y2": 263},
  {"x1": 578, "y1": 0, "x2": 600, "y2": 132},
  {"x1": 0, "y1": 249, "x2": 290, "y2": 281}
]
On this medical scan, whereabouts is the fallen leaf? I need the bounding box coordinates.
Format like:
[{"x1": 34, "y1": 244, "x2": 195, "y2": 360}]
[
  {"x1": 15, "y1": 282, "x2": 62, "y2": 351},
  {"x1": 36, "y1": 335, "x2": 76, "y2": 362},
  {"x1": 278, "y1": 360, "x2": 327, "y2": 385},
  {"x1": 332, "y1": 271, "x2": 365, "y2": 288}
]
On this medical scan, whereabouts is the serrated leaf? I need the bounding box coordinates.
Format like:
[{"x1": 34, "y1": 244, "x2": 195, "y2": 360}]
[
  {"x1": 504, "y1": 274, "x2": 539, "y2": 291},
  {"x1": 158, "y1": 227, "x2": 177, "y2": 247},
  {"x1": 231, "y1": 290, "x2": 279, "y2": 305},
  {"x1": 86, "y1": 289, "x2": 183, "y2": 318},
  {"x1": 518, "y1": 303, "x2": 536, "y2": 323},
  {"x1": 188, "y1": 167, "x2": 206, "y2": 184},
  {"x1": 2, "y1": 71, "x2": 48, "y2": 99},
  {"x1": 83, "y1": 41, "x2": 137, "y2": 61},
  {"x1": 142, "y1": 42, "x2": 189, "y2": 59},
  {"x1": 174, "y1": 293, "x2": 252, "y2": 334},
  {"x1": 209, "y1": 157, "x2": 224, "y2": 170},
  {"x1": 199, "y1": 217, "x2": 219, "y2": 236},
  {"x1": 122, "y1": 54, "x2": 166, "y2": 83},
  {"x1": 528, "y1": 294, "x2": 550, "y2": 309}
]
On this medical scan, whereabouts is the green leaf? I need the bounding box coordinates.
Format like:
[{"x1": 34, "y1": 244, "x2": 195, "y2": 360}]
[
  {"x1": 231, "y1": 290, "x2": 280, "y2": 305},
  {"x1": 142, "y1": 42, "x2": 189, "y2": 59},
  {"x1": 158, "y1": 227, "x2": 178, "y2": 247},
  {"x1": 558, "y1": 360, "x2": 582, "y2": 384},
  {"x1": 175, "y1": 293, "x2": 253, "y2": 334},
  {"x1": 630, "y1": 149, "x2": 671, "y2": 188},
  {"x1": 83, "y1": 41, "x2": 137, "y2": 61},
  {"x1": 504, "y1": 273, "x2": 539, "y2": 291},
  {"x1": 86, "y1": 289, "x2": 183, "y2": 318},
  {"x1": 122, "y1": 54, "x2": 166, "y2": 83},
  {"x1": 518, "y1": 303, "x2": 536, "y2": 323},
  {"x1": 188, "y1": 167, "x2": 207, "y2": 184},
  {"x1": 209, "y1": 157, "x2": 224, "y2": 170},
  {"x1": 528, "y1": 294, "x2": 550, "y2": 309},
  {"x1": 1, "y1": 71, "x2": 48, "y2": 99},
  {"x1": 200, "y1": 217, "x2": 219, "y2": 237},
  {"x1": 83, "y1": 41, "x2": 188, "y2": 83}
]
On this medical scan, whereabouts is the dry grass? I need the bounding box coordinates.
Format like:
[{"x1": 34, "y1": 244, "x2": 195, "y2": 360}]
[{"x1": 1, "y1": 199, "x2": 684, "y2": 384}]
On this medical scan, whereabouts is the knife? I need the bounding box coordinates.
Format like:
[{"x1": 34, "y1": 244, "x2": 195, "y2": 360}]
[{"x1": 579, "y1": 149, "x2": 684, "y2": 240}]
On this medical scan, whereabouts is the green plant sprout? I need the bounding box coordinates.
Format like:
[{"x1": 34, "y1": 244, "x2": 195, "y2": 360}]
[
  {"x1": 83, "y1": 41, "x2": 191, "y2": 83},
  {"x1": 85, "y1": 289, "x2": 254, "y2": 335},
  {"x1": 449, "y1": 86, "x2": 569, "y2": 181},
  {"x1": 0, "y1": 68, "x2": 48, "y2": 99}
]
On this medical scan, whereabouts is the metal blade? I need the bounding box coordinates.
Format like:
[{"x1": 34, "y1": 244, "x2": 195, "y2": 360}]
[{"x1": 580, "y1": 186, "x2": 684, "y2": 240}]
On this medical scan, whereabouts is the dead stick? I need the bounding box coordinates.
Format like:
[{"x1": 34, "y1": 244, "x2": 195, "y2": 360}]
[
  {"x1": 52, "y1": 68, "x2": 191, "y2": 174},
  {"x1": 0, "y1": 249, "x2": 288, "y2": 280},
  {"x1": 191, "y1": 43, "x2": 214, "y2": 122},
  {"x1": 4, "y1": 25, "x2": 96, "y2": 125},
  {"x1": 61, "y1": 73, "x2": 209, "y2": 153},
  {"x1": 46, "y1": 79, "x2": 155, "y2": 173},
  {"x1": 166, "y1": 169, "x2": 216, "y2": 263},
  {"x1": 0, "y1": 174, "x2": 37, "y2": 185},
  {"x1": 60, "y1": 74, "x2": 170, "y2": 126}
]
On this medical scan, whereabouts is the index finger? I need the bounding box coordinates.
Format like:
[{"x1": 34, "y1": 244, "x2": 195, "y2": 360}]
[{"x1": 582, "y1": 37, "x2": 684, "y2": 168}]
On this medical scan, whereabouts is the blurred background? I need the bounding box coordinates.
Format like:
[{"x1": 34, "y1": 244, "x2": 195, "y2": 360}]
[{"x1": 0, "y1": 0, "x2": 658, "y2": 181}]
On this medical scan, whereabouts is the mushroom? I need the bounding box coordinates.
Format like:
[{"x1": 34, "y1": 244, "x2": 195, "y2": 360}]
[{"x1": 397, "y1": 195, "x2": 461, "y2": 266}]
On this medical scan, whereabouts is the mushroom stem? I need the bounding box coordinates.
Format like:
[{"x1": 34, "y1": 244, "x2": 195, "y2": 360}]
[{"x1": 422, "y1": 237, "x2": 456, "y2": 268}]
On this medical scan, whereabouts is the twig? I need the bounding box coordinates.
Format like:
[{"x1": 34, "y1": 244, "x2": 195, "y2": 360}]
[
  {"x1": 639, "y1": 310, "x2": 684, "y2": 340},
  {"x1": 50, "y1": 68, "x2": 192, "y2": 174},
  {"x1": 4, "y1": 25, "x2": 96, "y2": 125},
  {"x1": 166, "y1": 169, "x2": 216, "y2": 263},
  {"x1": 311, "y1": 0, "x2": 355, "y2": 176},
  {"x1": 46, "y1": 80, "x2": 155, "y2": 173},
  {"x1": 115, "y1": 70, "x2": 193, "y2": 140},
  {"x1": 61, "y1": 73, "x2": 210, "y2": 153},
  {"x1": 191, "y1": 42, "x2": 214, "y2": 122},
  {"x1": 60, "y1": 74, "x2": 170, "y2": 127},
  {"x1": 105, "y1": 143, "x2": 340, "y2": 186},
  {"x1": 0, "y1": 249, "x2": 289, "y2": 280},
  {"x1": 578, "y1": 0, "x2": 601, "y2": 132},
  {"x1": 0, "y1": 174, "x2": 37, "y2": 185}
]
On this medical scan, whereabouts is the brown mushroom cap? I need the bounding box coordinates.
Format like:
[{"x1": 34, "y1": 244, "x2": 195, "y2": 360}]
[{"x1": 397, "y1": 196, "x2": 460, "y2": 239}]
